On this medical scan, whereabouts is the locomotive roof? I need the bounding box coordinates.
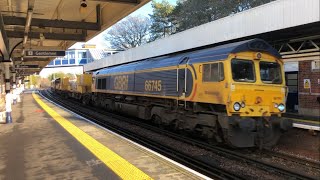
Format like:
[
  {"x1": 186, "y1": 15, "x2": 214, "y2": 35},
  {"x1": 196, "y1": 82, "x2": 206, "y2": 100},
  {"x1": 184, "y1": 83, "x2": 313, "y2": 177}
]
[{"x1": 95, "y1": 39, "x2": 281, "y2": 76}]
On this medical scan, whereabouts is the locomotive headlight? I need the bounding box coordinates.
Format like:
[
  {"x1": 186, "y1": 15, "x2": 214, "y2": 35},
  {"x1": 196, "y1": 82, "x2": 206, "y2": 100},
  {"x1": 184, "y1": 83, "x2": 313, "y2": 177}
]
[
  {"x1": 274, "y1": 103, "x2": 278, "y2": 108},
  {"x1": 278, "y1": 103, "x2": 285, "y2": 112},
  {"x1": 233, "y1": 102, "x2": 241, "y2": 111},
  {"x1": 241, "y1": 102, "x2": 245, "y2": 108}
]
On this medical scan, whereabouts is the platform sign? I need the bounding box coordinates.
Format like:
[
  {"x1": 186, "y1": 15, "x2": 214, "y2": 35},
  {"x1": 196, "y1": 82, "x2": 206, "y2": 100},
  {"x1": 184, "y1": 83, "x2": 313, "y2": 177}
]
[
  {"x1": 304, "y1": 79, "x2": 311, "y2": 89},
  {"x1": 15, "y1": 65, "x2": 39, "y2": 69},
  {"x1": 311, "y1": 60, "x2": 320, "y2": 71},
  {"x1": 25, "y1": 50, "x2": 65, "y2": 57}
]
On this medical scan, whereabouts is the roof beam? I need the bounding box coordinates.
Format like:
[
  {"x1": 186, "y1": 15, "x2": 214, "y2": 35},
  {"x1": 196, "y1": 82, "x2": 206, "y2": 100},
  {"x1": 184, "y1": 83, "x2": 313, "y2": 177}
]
[
  {"x1": 3, "y1": 16, "x2": 101, "y2": 30},
  {"x1": 6, "y1": 31, "x2": 86, "y2": 41},
  {"x1": 92, "y1": 0, "x2": 139, "y2": 5},
  {"x1": 0, "y1": 12, "x2": 10, "y2": 60}
]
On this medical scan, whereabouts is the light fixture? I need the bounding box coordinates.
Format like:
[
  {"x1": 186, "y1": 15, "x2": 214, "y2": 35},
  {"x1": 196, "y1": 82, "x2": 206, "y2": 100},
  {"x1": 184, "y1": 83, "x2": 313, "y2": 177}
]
[
  {"x1": 233, "y1": 102, "x2": 241, "y2": 111},
  {"x1": 80, "y1": 0, "x2": 87, "y2": 7},
  {"x1": 79, "y1": 0, "x2": 88, "y2": 15},
  {"x1": 278, "y1": 104, "x2": 285, "y2": 112}
]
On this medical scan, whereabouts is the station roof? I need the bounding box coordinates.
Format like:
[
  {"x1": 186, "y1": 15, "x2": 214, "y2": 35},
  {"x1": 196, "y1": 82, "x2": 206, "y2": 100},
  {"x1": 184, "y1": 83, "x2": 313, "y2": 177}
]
[
  {"x1": 0, "y1": 0, "x2": 149, "y2": 76},
  {"x1": 95, "y1": 39, "x2": 281, "y2": 76},
  {"x1": 84, "y1": 0, "x2": 320, "y2": 72}
]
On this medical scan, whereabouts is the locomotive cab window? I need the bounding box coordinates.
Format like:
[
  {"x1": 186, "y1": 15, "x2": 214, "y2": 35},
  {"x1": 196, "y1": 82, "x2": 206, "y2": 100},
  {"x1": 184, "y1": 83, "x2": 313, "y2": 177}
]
[
  {"x1": 260, "y1": 61, "x2": 282, "y2": 84},
  {"x1": 231, "y1": 59, "x2": 255, "y2": 82},
  {"x1": 203, "y1": 62, "x2": 224, "y2": 82}
]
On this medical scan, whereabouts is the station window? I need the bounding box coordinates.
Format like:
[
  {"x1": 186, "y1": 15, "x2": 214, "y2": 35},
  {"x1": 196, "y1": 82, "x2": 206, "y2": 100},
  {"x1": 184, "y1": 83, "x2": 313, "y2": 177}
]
[
  {"x1": 68, "y1": 51, "x2": 75, "y2": 59},
  {"x1": 82, "y1": 52, "x2": 87, "y2": 58},
  {"x1": 55, "y1": 60, "x2": 61, "y2": 65},
  {"x1": 62, "y1": 59, "x2": 68, "y2": 65},
  {"x1": 203, "y1": 62, "x2": 224, "y2": 82},
  {"x1": 69, "y1": 59, "x2": 75, "y2": 64},
  {"x1": 48, "y1": 61, "x2": 54, "y2": 66},
  {"x1": 79, "y1": 58, "x2": 87, "y2": 64}
]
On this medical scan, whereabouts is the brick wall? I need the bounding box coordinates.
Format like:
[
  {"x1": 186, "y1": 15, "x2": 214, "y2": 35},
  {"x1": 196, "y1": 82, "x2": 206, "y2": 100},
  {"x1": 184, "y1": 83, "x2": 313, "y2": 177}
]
[{"x1": 298, "y1": 61, "x2": 320, "y2": 116}]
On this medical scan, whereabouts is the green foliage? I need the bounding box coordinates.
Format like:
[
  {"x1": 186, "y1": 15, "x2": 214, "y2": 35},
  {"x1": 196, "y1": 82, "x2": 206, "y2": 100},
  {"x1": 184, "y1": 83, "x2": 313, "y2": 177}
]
[
  {"x1": 29, "y1": 75, "x2": 41, "y2": 86},
  {"x1": 149, "y1": 0, "x2": 175, "y2": 42},
  {"x1": 156, "y1": 0, "x2": 275, "y2": 33}
]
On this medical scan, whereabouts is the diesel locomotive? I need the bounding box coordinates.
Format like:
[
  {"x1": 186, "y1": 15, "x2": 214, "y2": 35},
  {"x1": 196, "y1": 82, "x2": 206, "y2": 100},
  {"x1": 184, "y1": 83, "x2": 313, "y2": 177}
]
[{"x1": 52, "y1": 39, "x2": 292, "y2": 148}]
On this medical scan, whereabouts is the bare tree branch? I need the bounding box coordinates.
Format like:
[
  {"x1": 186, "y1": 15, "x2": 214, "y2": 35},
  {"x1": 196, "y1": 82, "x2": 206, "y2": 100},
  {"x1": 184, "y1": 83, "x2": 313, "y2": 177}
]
[{"x1": 104, "y1": 15, "x2": 151, "y2": 50}]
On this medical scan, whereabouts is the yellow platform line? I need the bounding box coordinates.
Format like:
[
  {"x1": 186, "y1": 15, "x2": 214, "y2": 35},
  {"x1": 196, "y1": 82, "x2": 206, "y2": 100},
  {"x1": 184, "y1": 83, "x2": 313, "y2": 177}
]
[{"x1": 32, "y1": 93, "x2": 152, "y2": 180}]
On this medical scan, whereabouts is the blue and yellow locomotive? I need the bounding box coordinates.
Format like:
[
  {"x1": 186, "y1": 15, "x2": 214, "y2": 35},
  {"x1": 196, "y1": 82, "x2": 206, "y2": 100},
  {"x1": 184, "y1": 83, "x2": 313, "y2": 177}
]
[
  {"x1": 52, "y1": 39, "x2": 292, "y2": 148},
  {"x1": 90, "y1": 39, "x2": 292, "y2": 148}
]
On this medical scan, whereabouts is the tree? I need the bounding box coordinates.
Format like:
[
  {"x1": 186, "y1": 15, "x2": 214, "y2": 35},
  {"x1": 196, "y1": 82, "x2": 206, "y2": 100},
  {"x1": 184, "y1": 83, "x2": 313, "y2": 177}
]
[
  {"x1": 149, "y1": 0, "x2": 175, "y2": 42},
  {"x1": 104, "y1": 15, "x2": 151, "y2": 50},
  {"x1": 172, "y1": 0, "x2": 275, "y2": 32}
]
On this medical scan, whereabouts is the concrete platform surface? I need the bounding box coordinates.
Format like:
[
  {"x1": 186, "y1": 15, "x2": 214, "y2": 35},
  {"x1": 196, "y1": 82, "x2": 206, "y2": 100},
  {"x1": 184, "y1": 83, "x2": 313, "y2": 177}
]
[{"x1": 0, "y1": 92, "x2": 209, "y2": 180}]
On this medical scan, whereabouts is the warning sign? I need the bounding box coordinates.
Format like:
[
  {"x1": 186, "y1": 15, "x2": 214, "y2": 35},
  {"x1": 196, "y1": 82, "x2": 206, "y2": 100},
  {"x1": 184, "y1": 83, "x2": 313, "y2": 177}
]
[{"x1": 304, "y1": 79, "x2": 311, "y2": 89}]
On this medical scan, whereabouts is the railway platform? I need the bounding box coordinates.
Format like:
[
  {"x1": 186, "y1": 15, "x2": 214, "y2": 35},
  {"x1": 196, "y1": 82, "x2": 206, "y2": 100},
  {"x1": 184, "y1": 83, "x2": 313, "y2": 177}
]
[
  {"x1": 283, "y1": 113, "x2": 320, "y2": 131},
  {"x1": 0, "y1": 91, "x2": 209, "y2": 179}
]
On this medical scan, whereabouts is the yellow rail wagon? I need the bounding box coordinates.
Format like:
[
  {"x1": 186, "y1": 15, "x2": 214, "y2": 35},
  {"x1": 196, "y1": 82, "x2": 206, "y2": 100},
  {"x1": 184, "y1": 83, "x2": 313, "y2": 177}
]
[{"x1": 67, "y1": 74, "x2": 93, "y2": 104}]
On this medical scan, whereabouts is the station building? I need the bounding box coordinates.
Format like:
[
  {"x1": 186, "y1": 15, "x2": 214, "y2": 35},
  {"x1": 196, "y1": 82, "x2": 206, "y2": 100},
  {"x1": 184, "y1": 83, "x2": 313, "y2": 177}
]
[{"x1": 40, "y1": 44, "x2": 120, "y2": 78}]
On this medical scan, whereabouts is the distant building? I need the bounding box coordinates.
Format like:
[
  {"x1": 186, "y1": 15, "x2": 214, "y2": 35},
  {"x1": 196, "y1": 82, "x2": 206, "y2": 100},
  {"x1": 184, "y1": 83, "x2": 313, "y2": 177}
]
[{"x1": 40, "y1": 45, "x2": 120, "y2": 78}]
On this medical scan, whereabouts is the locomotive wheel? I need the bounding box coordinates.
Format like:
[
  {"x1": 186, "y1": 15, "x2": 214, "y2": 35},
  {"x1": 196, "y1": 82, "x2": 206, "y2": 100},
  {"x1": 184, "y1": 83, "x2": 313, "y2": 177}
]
[
  {"x1": 152, "y1": 115, "x2": 164, "y2": 129},
  {"x1": 169, "y1": 119, "x2": 179, "y2": 131},
  {"x1": 260, "y1": 126, "x2": 282, "y2": 148}
]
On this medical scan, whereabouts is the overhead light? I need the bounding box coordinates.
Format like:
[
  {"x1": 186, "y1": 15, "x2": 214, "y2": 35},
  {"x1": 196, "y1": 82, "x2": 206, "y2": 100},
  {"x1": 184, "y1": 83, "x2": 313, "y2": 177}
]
[
  {"x1": 80, "y1": 0, "x2": 87, "y2": 8},
  {"x1": 79, "y1": 0, "x2": 88, "y2": 15}
]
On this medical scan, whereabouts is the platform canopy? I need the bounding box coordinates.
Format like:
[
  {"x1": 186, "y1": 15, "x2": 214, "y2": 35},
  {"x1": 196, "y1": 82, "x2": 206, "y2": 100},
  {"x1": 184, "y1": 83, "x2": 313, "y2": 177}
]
[{"x1": 0, "y1": 0, "x2": 149, "y2": 76}]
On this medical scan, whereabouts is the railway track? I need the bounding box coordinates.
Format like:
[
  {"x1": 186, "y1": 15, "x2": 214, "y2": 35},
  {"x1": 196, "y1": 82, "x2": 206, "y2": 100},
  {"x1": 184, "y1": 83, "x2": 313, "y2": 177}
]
[
  {"x1": 263, "y1": 150, "x2": 320, "y2": 169},
  {"x1": 40, "y1": 90, "x2": 318, "y2": 180}
]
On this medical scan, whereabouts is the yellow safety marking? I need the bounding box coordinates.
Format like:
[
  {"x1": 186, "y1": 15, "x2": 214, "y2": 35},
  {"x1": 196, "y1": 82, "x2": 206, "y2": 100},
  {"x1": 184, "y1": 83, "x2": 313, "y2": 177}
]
[
  {"x1": 32, "y1": 93, "x2": 152, "y2": 180},
  {"x1": 288, "y1": 118, "x2": 320, "y2": 125}
]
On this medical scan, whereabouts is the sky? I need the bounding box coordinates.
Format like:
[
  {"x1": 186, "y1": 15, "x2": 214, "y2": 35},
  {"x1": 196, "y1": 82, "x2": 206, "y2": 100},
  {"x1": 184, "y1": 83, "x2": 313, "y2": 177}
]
[{"x1": 70, "y1": 0, "x2": 177, "y2": 49}]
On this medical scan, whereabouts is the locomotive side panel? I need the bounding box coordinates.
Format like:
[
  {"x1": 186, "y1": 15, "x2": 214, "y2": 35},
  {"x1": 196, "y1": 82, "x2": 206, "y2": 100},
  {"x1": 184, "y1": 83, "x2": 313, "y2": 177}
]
[{"x1": 95, "y1": 68, "x2": 194, "y2": 99}]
